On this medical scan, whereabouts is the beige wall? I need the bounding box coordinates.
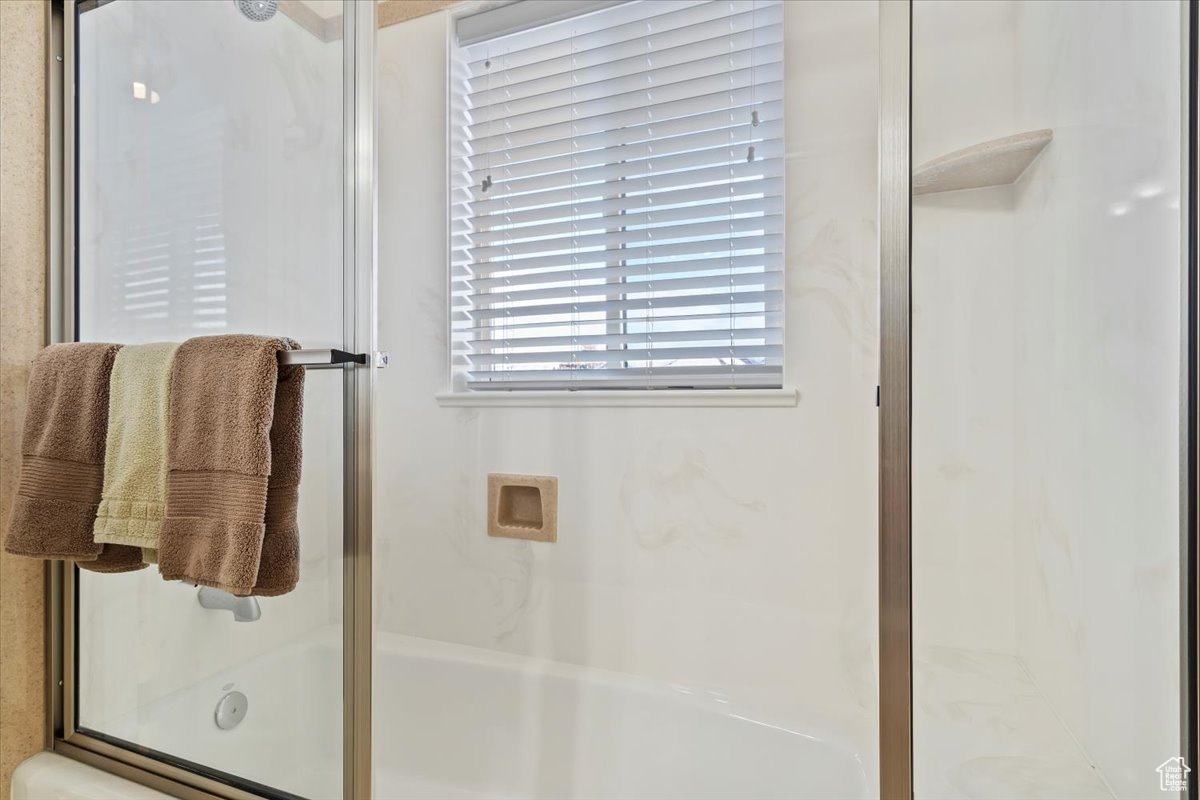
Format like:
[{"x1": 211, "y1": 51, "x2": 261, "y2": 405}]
[
  {"x1": 378, "y1": 0, "x2": 460, "y2": 28},
  {"x1": 0, "y1": 1, "x2": 48, "y2": 798}
]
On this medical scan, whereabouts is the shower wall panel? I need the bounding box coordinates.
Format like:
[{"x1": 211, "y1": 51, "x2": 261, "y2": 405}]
[
  {"x1": 912, "y1": 2, "x2": 1184, "y2": 797},
  {"x1": 1009, "y1": 3, "x2": 1183, "y2": 795},
  {"x1": 375, "y1": 0, "x2": 882, "y2": 785}
]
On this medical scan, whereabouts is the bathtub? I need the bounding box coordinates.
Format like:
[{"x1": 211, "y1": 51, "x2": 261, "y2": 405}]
[
  {"x1": 26, "y1": 630, "x2": 869, "y2": 799},
  {"x1": 11, "y1": 752, "x2": 172, "y2": 799},
  {"x1": 373, "y1": 633, "x2": 870, "y2": 800}
]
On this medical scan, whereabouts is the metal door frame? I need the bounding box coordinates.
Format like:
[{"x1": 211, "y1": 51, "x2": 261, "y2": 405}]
[
  {"x1": 43, "y1": 1, "x2": 376, "y2": 798},
  {"x1": 877, "y1": 2, "x2": 912, "y2": 797}
]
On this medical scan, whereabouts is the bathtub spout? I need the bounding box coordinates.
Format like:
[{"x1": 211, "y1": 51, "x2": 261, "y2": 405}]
[{"x1": 197, "y1": 586, "x2": 261, "y2": 622}]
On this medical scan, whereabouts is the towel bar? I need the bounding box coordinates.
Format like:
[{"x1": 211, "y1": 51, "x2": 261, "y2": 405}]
[
  {"x1": 31, "y1": 348, "x2": 382, "y2": 369},
  {"x1": 278, "y1": 349, "x2": 370, "y2": 369}
]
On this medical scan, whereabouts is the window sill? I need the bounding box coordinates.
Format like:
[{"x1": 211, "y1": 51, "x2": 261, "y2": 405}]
[{"x1": 434, "y1": 388, "x2": 800, "y2": 408}]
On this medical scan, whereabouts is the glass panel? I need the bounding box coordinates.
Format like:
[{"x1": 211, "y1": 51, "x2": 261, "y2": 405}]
[
  {"x1": 74, "y1": 1, "x2": 346, "y2": 796},
  {"x1": 912, "y1": 2, "x2": 1185, "y2": 798},
  {"x1": 373, "y1": 1, "x2": 880, "y2": 797}
]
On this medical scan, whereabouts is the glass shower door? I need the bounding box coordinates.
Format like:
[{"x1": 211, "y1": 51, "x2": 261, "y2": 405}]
[
  {"x1": 910, "y1": 2, "x2": 1188, "y2": 798},
  {"x1": 71, "y1": 1, "x2": 352, "y2": 796}
]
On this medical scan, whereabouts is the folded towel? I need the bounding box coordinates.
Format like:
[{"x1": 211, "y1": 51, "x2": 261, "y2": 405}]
[
  {"x1": 4, "y1": 343, "x2": 146, "y2": 572},
  {"x1": 157, "y1": 335, "x2": 304, "y2": 597},
  {"x1": 93, "y1": 342, "x2": 180, "y2": 555},
  {"x1": 80, "y1": 539, "x2": 152, "y2": 573},
  {"x1": 255, "y1": 356, "x2": 304, "y2": 596}
]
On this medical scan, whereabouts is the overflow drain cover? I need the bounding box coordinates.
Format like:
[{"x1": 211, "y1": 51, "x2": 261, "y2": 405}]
[{"x1": 215, "y1": 690, "x2": 248, "y2": 730}]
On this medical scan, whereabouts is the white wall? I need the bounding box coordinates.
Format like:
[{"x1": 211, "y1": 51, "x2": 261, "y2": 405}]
[
  {"x1": 75, "y1": 2, "x2": 344, "y2": 791},
  {"x1": 375, "y1": 0, "x2": 881, "y2": 771},
  {"x1": 1010, "y1": 2, "x2": 1182, "y2": 797},
  {"x1": 912, "y1": 2, "x2": 1183, "y2": 798},
  {"x1": 912, "y1": 0, "x2": 1020, "y2": 656}
]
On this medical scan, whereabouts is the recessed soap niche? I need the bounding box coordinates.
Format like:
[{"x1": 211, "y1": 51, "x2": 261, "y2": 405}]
[{"x1": 487, "y1": 473, "x2": 558, "y2": 543}]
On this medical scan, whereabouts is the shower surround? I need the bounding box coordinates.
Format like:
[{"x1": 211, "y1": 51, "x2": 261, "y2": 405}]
[{"x1": 375, "y1": 0, "x2": 883, "y2": 787}]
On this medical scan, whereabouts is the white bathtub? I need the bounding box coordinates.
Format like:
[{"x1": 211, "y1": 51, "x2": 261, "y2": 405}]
[
  {"x1": 372, "y1": 633, "x2": 869, "y2": 800},
  {"x1": 11, "y1": 752, "x2": 172, "y2": 800},
  {"x1": 72, "y1": 630, "x2": 338, "y2": 798},
  {"x1": 28, "y1": 630, "x2": 869, "y2": 799}
]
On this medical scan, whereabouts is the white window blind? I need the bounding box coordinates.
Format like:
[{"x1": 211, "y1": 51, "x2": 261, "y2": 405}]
[{"x1": 451, "y1": 0, "x2": 785, "y2": 390}]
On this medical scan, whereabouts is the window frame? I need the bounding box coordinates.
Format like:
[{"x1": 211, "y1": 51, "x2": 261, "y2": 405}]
[{"x1": 442, "y1": 0, "x2": 793, "y2": 401}]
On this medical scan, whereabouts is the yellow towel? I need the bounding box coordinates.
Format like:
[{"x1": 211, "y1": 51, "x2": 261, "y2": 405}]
[{"x1": 93, "y1": 342, "x2": 179, "y2": 554}]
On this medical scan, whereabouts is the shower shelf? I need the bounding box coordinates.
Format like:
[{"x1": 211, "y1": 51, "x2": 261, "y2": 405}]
[{"x1": 913, "y1": 129, "x2": 1053, "y2": 196}]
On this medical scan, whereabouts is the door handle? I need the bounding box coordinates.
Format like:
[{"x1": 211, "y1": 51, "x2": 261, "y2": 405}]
[{"x1": 278, "y1": 348, "x2": 377, "y2": 369}]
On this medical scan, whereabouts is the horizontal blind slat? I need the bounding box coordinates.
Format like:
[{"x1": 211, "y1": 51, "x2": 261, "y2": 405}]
[
  {"x1": 467, "y1": 268, "x2": 783, "y2": 305},
  {"x1": 465, "y1": 66, "x2": 783, "y2": 141},
  {"x1": 457, "y1": 176, "x2": 784, "y2": 232},
  {"x1": 469, "y1": 139, "x2": 785, "y2": 201},
  {"x1": 460, "y1": 230, "x2": 784, "y2": 273},
  {"x1": 465, "y1": 81, "x2": 783, "y2": 154},
  {"x1": 462, "y1": 119, "x2": 783, "y2": 187},
  {"x1": 463, "y1": 195, "x2": 782, "y2": 247},
  {"x1": 466, "y1": 13, "x2": 783, "y2": 103},
  {"x1": 470, "y1": 344, "x2": 782, "y2": 367},
  {"x1": 459, "y1": 252, "x2": 783, "y2": 291},
  {"x1": 460, "y1": 158, "x2": 783, "y2": 218},
  {"x1": 459, "y1": 234, "x2": 783, "y2": 276},
  {"x1": 466, "y1": 365, "x2": 782, "y2": 389},
  {"x1": 464, "y1": 0, "x2": 743, "y2": 73},
  {"x1": 456, "y1": 309, "x2": 782, "y2": 338},
  {"x1": 466, "y1": 43, "x2": 784, "y2": 122},
  {"x1": 469, "y1": 326, "x2": 783, "y2": 352},
  {"x1": 466, "y1": 288, "x2": 779, "y2": 322},
  {"x1": 467, "y1": 213, "x2": 783, "y2": 261},
  {"x1": 456, "y1": 101, "x2": 783, "y2": 173}
]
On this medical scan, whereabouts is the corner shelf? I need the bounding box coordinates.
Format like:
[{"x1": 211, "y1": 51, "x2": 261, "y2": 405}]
[{"x1": 913, "y1": 129, "x2": 1053, "y2": 196}]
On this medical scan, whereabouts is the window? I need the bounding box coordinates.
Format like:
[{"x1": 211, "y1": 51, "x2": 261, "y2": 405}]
[{"x1": 451, "y1": 0, "x2": 784, "y2": 391}]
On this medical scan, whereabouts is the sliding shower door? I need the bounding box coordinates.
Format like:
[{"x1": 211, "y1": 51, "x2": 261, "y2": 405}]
[
  {"x1": 910, "y1": 2, "x2": 1189, "y2": 798},
  {"x1": 67, "y1": 1, "x2": 364, "y2": 797}
]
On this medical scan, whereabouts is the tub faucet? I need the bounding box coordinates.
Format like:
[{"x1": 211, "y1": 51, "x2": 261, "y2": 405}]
[{"x1": 197, "y1": 586, "x2": 261, "y2": 622}]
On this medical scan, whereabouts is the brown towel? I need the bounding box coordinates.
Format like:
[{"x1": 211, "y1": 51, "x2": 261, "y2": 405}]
[
  {"x1": 4, "y1": 343, "x2": 145, "y2": 572},
  {"x1": 157, "y1": 335, "x2": 304, "y2": 597},
  {"x1": 255, "y1": 357, "x2": 304, "y2": 596}
]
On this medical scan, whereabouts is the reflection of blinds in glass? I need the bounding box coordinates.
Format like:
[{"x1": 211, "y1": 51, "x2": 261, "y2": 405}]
[
  {"x1": 451, "y1": 0, "x2": 785, "y2": 390},
  {"x1": 105, "y1": 108, "x2": 228, "y2": 338}
]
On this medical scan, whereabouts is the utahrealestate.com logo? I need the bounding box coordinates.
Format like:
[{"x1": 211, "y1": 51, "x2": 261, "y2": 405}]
[{"x1": 1158, "y1": 757, "x2": 1190, "y2": 792}]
